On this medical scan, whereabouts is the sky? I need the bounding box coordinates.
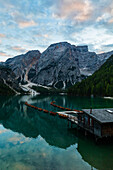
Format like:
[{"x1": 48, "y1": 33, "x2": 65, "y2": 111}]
[{"x1": 0, "y1": 0, "x2": 113, "y2": 61}]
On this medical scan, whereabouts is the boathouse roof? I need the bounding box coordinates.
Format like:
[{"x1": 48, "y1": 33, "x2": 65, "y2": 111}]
[{"x1": 83, "y1": 108, "x2": 113, "y2": 124}]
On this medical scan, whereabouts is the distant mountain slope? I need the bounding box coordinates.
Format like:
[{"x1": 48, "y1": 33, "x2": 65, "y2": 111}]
[
  {"x1": 5, "y1": 50, "x2": 41, "y2": 83},
  {"x1": 97, "y1": 50, "x2": 113, "y2": 66},
  {"x1": 0, "y1": 66, "x2": 23, "y2": 95},
  {"x1": 77, "y1": 47, "x2": 98, "y2": 76},
  {"x1": 68, "y1": 55, "x2": 113, "y2": 96}
]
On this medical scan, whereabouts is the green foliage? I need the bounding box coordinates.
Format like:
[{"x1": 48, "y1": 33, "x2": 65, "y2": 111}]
[
  {"x1": 68, "y1": 55, "x2": 113, "y2": 97},
  {"x1": 0, "y1": 81, "x2": 15, "y2": 95},
  {"x1": 0, "y1": 65, "x2": 11, "y2": 72}
]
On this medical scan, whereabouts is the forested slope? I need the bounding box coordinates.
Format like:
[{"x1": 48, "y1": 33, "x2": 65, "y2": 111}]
[{"x1": 68, "y1": 55, "x2": 113, "y2": 97}]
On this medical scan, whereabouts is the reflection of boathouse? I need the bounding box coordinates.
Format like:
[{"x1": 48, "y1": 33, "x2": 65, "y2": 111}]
[{"x1": 78, "y1": 137, "x2": 113, "y2": 170}]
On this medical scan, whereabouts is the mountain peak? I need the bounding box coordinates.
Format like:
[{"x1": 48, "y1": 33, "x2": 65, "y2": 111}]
[
  {"x1": 49, "y1": 42, "x2": 71, "y2": 48},
  {"x1": 76, "y1": 45, "x2": 88, "y2": 52},
  {"x1": 25, "y1": 50, "x2": 41, "y2": 56}
]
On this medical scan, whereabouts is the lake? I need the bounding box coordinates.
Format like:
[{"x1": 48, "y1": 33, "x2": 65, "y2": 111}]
[{"x1": 0, "y1": 95, "x2": 113, "y2": 170}]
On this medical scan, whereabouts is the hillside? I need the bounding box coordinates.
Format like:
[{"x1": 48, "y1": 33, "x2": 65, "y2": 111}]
[
  {"x1": 0, "y1": 65, "x2": 23, "y2": 95},
  {"x1": 68, "y1": 55, "x2": 113, "y2": 97},
  {"x1": 5, "y1": 50, "x2": 41, "y2": 83}
]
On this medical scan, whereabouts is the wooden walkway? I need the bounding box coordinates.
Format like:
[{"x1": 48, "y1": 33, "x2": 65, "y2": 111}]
[
  {"x1": 25, "y1": 101, "x2": 81, "y2": 124},
  {"x1": 25, "y1": 101, "x2": 113, "y2": 139},
  {"x1": 57, "y1": 111, "x2": 78, "y2": 124}
]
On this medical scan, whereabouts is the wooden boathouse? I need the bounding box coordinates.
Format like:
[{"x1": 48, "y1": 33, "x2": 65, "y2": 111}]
[
  {"x1": 76, "y1": 108, "x2": 113, "y2": 138},
  {"x1": 58, "y1": 108, "x2": 113, "y2": 139},
  {"x1": 25, "y1": 101, "x2": 113, "y2": 139}
]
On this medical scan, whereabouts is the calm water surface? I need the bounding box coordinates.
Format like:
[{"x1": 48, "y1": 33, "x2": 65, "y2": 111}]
[{"x1": 0, "y1": 95, "x2": 113, "y2": 170}]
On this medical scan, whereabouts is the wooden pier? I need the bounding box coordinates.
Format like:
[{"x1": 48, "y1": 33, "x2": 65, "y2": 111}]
[
  {"x1": 54, "y1": 108, "x2": 113, "y2": 139},
  {"x1": 57, "y1": 111, "x2": 79, "y2": 123},
  {"x1": 25, "y1": 101, "x2": 113, "y2": 139}
]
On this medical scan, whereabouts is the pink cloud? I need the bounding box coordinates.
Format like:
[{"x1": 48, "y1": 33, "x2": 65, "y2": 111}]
[
  {"x1": 53, "y1": 0, "x2": 92, "y2": 22},
  {"x1": 0, "y1": 51, "x2": 11, "y2": 59},
  {"x1": 11, "y1": 46, "x2": 27, "y2": 53},
  {"x1": 0, "y1": 33, "x2": 6, "y2": 38},
  {"x1": 17, "y1": 20, "x2": 37, "y2": 28},
  {"x1": 36, "y1": 33, "x2": 49, "y2": 39},
  {"x1": 0, "y1": 52, "x2": 8, "y2": 56},
  {"x1": 108, "y1": 18, "x2": 113, "y2": 23},
  {"x1": 10, "y1": 11, "x2": 37, "y2": 28}
]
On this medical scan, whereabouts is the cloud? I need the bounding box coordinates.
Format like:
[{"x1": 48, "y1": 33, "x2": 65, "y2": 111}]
[
  {"x1": 71, "y1": 26, "x2": 113, "y2": 52},
  {"x1": 0, "y1": 0, "x2": 113, "y2": 61},
  {"x1": 11, "y1": 46, "x2": 27, "y2": 53},
  {"x1": 10, "y1": 10, "x2": 37, "y2": 28},
  {"x1": 0, "y1": 51, "x2": 11, "y2": 61},
  {"x1": 0, "y1": 51, "x2": 8, "y2": 56},
  {"x1": 102, "y1": 44, "x2": 113, "y2": 48},
  {"x1": 35, "y1": 33, "x2": 49, "y2": 39},
  {"x1": 0, "y1": 33, "x2": 6, "y2": 38},
  {"x1": 53, "y1": 0, "x2": 92, "y2": 22},
  {"x1": 95, "y1": 1, "x2": 113, "y2": 24},
  {"x1": 18, "y1": 20, "x2": 37, "y2": 28},
  {"x1": 108, "y1": 18, "x2": 113, "y2": 24}
]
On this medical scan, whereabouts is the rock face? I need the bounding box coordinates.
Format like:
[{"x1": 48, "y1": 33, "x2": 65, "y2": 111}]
[
  {"x1": 5, "y1": 50, "x2": 41, "y2": 82},
  {"x1": 77, "y1": 47, "x2": 99, "y2": 76},
  {"x1": 76, "y1": 45, "x2": 88, "y2": 53},
  {"x1": 0, "y1": 66, "x2": 22, "y2": 94},
  {"x1": 31, "y1": 42, "x2": 102, "y2": 88},
  {"x1": 97, "y1": 50, "x2": 113, "y2": 66},
  {"x1": 32, "y1": 42, "x2": 81, "y2": 88},
  {"x1": 4, "y1": 42, "x2": 113, "y2": 89}
]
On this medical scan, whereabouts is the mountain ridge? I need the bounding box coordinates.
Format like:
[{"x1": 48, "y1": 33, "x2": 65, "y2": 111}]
[{"x1": 1, "y1": 41, "x2": 113, "y2": 92}]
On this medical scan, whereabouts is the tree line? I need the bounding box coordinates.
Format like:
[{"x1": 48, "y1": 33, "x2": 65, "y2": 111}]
[{"x1": 68, "y1": 55, "x2": 113, "y2": 97}]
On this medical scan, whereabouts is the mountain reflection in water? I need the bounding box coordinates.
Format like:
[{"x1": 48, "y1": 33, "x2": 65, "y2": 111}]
[{"x1": 0, "y1": 95, "x2": 113, "y2": 170}]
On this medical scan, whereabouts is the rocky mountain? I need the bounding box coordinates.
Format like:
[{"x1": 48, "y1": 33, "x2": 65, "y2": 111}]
[
  {"x1": 0, "y1": 65, "x2": 23, "y2": 95},
  {"x1": 31, "y1": 42, "x2": 102, "y2": 88},
  {"x1": 75, "y1": 47, "x2": 113, "y2": 76},
  {"x1": 5, "y1": 50, "x2": 41, "y2": 83},
  {"x1": 0, "y1": 62, "x2": 4, "y2": 65},
  {"x1": 4, "y1": 42, "x2": 113, "y2": 90},
  {"x1": 68, "y1": 54, "x2": 113, "y2": 96},
  {"x1": 97, "y1": 50, "x2": 113, "y2": 66},
  {"x1": 76, "y1": 46, "x2": 99, "y2": 76},
  {"x1": 31, "y1": 42, "x2": 81, "y2": 88}
]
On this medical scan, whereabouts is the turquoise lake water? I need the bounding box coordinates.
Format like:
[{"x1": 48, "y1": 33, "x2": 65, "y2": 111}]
[{"x1": 0, "y1": 95, "x2": 113, "y2": 170}]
